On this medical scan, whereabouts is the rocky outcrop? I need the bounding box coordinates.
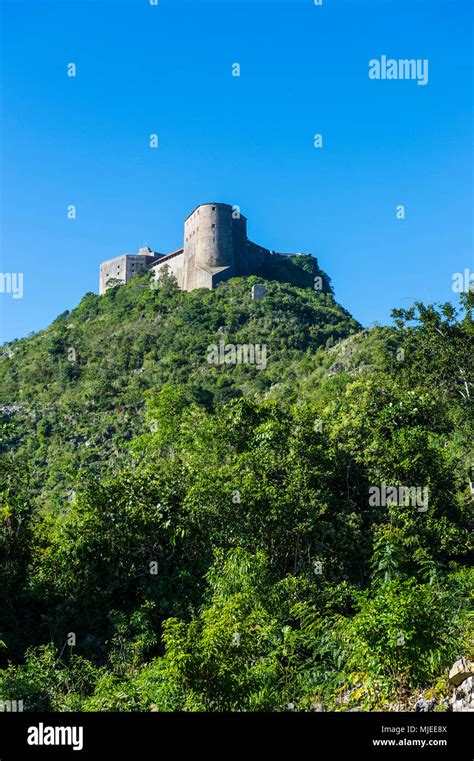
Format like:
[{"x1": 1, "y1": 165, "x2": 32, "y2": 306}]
[
  {"x1": 415, "y1": 696, "x2": 437, "y2": 712},
  {"x1": 449, "y1": 658, "x2": 474, "y2": 711},
  {"x1": 450, "y1": 676, "x2": 473, "y2": 712}
]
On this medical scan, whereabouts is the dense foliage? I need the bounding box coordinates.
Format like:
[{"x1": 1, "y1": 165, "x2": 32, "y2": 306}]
[{"x1": 0, "y1": 271, "x2": 472, "y2": 711}]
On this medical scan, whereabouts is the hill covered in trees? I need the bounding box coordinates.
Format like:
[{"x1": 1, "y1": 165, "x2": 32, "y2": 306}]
[{"x1": 0, "y1": 266, "x2": 472, "y2": 711}]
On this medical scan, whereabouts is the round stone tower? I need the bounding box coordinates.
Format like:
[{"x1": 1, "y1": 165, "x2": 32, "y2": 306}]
[{"x1": 183, "y1": 203, "x2": 247, "y2": 290}]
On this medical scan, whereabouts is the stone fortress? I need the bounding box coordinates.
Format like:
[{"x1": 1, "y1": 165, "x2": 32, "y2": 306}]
[{"x1": 99, "y1": 202, "x2": 313, "y2": 295}]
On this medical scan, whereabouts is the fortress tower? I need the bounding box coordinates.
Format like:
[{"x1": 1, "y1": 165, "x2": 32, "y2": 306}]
[{"x1": 183, "y1": 203, "x2": 248, "y2": 290}]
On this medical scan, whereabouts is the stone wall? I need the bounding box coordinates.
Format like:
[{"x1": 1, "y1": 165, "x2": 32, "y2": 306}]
[
  {"x1": 99, "y1": 255, "x2": 127, "y2": 295},
  {"x1": 99, "y1": 249, "x2": 160, "y2": 294},
  {"x1": 151, "y1": 250, "x2": 186, "y2": 289}
]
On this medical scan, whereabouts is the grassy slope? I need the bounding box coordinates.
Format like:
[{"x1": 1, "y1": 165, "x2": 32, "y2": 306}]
[{"x1": 0, "y1": 270, "x2": 362, "y2": 511}]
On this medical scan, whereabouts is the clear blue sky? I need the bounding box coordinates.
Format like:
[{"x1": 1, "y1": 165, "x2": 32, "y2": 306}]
[{"x1": 0, "y1": 0, "x2": 472, "y2": 343}]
